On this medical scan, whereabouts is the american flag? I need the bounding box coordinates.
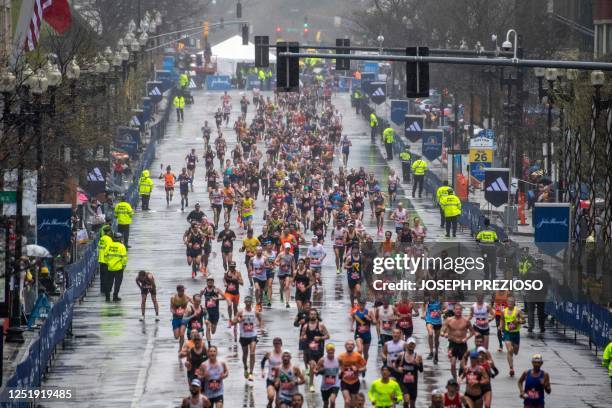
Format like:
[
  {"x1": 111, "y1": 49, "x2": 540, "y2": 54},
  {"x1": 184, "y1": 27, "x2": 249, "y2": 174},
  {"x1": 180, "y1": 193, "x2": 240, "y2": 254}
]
[{"x1": 25, "y1": 0, "x2": 53, "y2": 51}]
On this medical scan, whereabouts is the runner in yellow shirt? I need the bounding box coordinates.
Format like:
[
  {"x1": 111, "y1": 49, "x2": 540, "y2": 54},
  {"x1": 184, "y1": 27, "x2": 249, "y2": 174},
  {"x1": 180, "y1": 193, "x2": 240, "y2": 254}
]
[
  {"x1": 240, "y1": 228, "x2": 260, "y2": 287},
  {"x1": 240, "y1": 191, "x2": 255, "y2": 231}
]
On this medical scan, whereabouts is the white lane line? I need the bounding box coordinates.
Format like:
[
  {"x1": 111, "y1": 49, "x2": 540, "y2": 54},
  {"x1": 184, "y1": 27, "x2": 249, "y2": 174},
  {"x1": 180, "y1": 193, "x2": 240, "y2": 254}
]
[{"x1": 130, "y1": 329, "x2": 155, "y2": 407}]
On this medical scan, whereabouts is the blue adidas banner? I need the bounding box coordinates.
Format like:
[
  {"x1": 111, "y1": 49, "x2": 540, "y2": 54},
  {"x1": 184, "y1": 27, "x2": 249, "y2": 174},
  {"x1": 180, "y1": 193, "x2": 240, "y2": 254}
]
[
  {"x1": 484, "y1": 168, "x2": 509, "y2": 207},
  {"x1": 404, "y1": 114, "x2": 425, "y2": 142},
  {"x1": 147, "y1": 81, "x2": 164, "y2": 103}
]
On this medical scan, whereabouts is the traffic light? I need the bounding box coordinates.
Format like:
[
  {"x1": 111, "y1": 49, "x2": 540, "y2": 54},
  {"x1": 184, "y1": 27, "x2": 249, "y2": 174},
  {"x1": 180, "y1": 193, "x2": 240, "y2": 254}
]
[
  {"x1": 335, "y1": 38, "x2": 350, "y2": 71},
  {"x1": 255, "y1": 36, "x2": 270, "y2": 67},
  {"x1": 242, "y1": 24, "x2": 249, "y2": 45},
  {"x1": 276, "y1": 41, "x2": 300, "y2": 92},
  {"x1": 236, "y1": 1, "x2": 242, "y2": 18},
  {"x1": 406, "y1": 46, "x2": 429, "y2": 98},
  {"x1": 204, "y1": 21, "x2": 209, "y2": 37},
  {"x1": 275, "y1": 26, "x2": 282, "y2": 34},
  {"x1": 303, "y1": 16, "x2": 309, "y2": 34}
]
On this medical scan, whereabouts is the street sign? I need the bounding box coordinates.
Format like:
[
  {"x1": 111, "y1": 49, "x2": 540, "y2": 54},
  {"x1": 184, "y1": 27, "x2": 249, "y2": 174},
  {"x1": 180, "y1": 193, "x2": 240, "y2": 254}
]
[
  {"x1": 484, "y1": 168, "x2": 510, "y2": 207},
  {"x1": 404, "y1": 114, "x2": 425, "y2": 142},
  {"x1": 421, "y1": 129, "x2": 443, "y2": 161},
  {"x1": 368, "y1": 81, "x2": 387, "y2": 105},
  {"x1": 0, "y1": 191, "x2": 16, "y2": 204},
  {"x1": 469, "y1": 149, "x2": 493, "y2": 163},
  {"x1": 406, "y1": 46, "x2": 429, "y2": 98},
  {"x1": 470, "y1": 135, "x2": 495, "y2": 148}
]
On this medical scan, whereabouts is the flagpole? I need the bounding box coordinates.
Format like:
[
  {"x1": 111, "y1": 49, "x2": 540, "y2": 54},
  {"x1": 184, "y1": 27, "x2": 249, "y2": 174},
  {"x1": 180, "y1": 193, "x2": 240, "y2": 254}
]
[{"x1": 9, "y1": 0, "x2": 35, "y2": 67}]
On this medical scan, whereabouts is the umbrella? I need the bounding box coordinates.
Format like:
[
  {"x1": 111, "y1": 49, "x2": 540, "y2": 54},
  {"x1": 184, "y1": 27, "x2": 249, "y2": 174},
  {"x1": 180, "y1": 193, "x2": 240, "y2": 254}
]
[
  {"x1": 77, "y1": 191, "x2": 89, "y2": 203},
  {"x1": 25, "y1": 244, "x2": 52, "y2": 258}
]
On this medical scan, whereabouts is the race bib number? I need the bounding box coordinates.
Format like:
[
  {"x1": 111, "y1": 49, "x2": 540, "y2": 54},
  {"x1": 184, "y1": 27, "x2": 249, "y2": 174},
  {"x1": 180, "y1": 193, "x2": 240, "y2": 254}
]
[
  {"x1": 527, "y1": 389, "x2": 540, "y2": 399},
  {"x1": 508, "y1": 322, "x2": 517, "y2": 331},
  {"x1": 227, "y1": 283, "x2": 236, "y2": 291},
  {"x1": 429, "y1": 310, "x2": 440, "y2": 318},
  {"x1": 175, "y1": 307, "x2": 185, "y2": 317},
  {"x1": 402, "y1": 372, "x2": 415, "y2": 384},
  {"x1": 280, "y1": 380, "x2": 293, "y2": 390},
  {"x1": 309, "y1": 341, "x2": 319, "y2": 351},
  {"x1": 324, "y1": 375, "x2": 336, "y2": 385},
  {"x1": 476, "y1": 318, "x2": 488, "y2": 327},
  {"x1": 297, "y1": 282, "x2": 306, "y2": 292},
  {"x1": 343, "y1": 368, "x2": 356, "y2": 382},
  {"x1": 357, "y1": 324, "x2": 368, "y2": 334},
  {"x1": 350, "y1": 272, "x2": 360, "y2": 281},
  {"x1": 224, "y1": 241, "x2": 231, "y2": 248},
  {"x1": 382, "y1": 321, "x2": 392, "y2": 330},
  {"x1": 191, "y1": 321, "x2": 202, "y2": 330},
  {"x1": 467, "y1": 373, "x2": 478, "y2": 385},
  {"x1": 208, "y1": 380, "x2": 221, "y2": 391},
  {"x1": 243, "y1": 322, "x2": 254, "y2": 333},
  {"x1": 206, "y1": 299, "x2": 217, "y2": 308},
  {"x1": 399, "y1": 320, "x2": 411, "y2": 329}
]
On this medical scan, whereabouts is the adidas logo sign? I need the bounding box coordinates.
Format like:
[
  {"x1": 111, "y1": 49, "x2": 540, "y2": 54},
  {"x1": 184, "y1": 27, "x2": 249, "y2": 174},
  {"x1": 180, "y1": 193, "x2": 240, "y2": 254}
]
[
  {"x1": 486, "y1": 177, "x2": 508, "y2": 192},
  {"x1": 149, "y1": 87, "x2": 161, "y2": 96},
  {"x1": 87, "y1": 167, "x2": 105, "y2": 182},
  {"x1": 189, "y1": 79, "x2": 197, "y2": 89},
  {"x1": 407, "y1": 121, "x2": 422, "y2": 132},
  {"x1": 130, "y1": 116, "x2": 141, "y2": 127},
  {"x1": 372, "y1": 87, "x2": 385, "y2": 97}
]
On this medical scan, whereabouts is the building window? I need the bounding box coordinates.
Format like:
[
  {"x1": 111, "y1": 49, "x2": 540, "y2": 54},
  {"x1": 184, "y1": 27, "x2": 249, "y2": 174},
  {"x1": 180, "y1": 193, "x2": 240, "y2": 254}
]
[
  {"x1": 597, "y1": 24, "x2": 605, "y2": 57},
  {"x1": 606, "y1": 24, "x2": 612, "y2": 54}
]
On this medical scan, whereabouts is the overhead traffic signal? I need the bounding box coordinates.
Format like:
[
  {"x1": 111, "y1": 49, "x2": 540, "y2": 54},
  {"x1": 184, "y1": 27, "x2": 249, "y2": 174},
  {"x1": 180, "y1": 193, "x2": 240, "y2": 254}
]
[
  {"x1": 335, "y1": 38, "x2": 350, "y2": 71},
  {"x1": 255, "y1": 36, "x2": 270, "y2": 67},
  {"x1": 204, "y1": 21, "x2": 209, "y2": 37},
  {"x1": 242, "y1": 24, "x2": 249, "y2": 45},
  {"x1": 236, "y1": 1, "x2": 242, "y2": 18},
  {"x1": 406, "y1": 46, "x2": 429, "y2": 98},
  {"x1": 276, "y1": 41, "x2": 300, "y2": 92},
  {"x1": 275, "y1": 26, "x2": 282, "y2": 34}
]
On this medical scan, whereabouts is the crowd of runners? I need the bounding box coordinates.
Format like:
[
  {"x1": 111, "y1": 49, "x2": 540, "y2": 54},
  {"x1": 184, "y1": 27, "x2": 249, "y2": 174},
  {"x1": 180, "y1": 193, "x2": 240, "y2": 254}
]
[{"x1": 137, "y1": 84, "x2": 554, "y2": 408}]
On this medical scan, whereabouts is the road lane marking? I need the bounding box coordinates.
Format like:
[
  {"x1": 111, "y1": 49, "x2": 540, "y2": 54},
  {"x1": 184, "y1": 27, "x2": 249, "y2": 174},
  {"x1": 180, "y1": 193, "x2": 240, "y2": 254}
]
[{"x1": 130, "y1": 328, "x2": 155, "y2": 407}]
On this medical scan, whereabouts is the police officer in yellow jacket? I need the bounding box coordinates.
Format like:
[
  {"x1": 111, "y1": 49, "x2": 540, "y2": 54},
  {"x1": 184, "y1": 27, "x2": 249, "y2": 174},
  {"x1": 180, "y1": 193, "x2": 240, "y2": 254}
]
[
  {"x1": 114, "y1": 195, "x2": 134, "y2": 248},
  {"x1": 476, "y1": 218, "x2": 499, "y2": 279},
  {"x1": 104, "y1": 232, "x2": 128, "y2": 301},
  {"x1": 411, "y1": 157, "x2": 428, "y2": 198},
  {"x1": 139, "y1": 170, "x2": 154, "y2": 211},
  {"x1": 440, "y1": 188, "x2": 461, "y2": 237},
  {"x1": 399, "y1": 146, "x2": 412, "y2": 183},
  {"x1": 436, "y1": 180, "x2": 452, "y2": 227},
  {"x1": 383, "y1": 126, "x2": 395, "y2": 160},
  {"x1": 353, "y1": 89, "x2": 362, "y2": 114},
  {"x1": 369, "y1": 113, "x2": 378, "y2": 143},
  {"x1": 173, "y1": 94, "x2": 185, "y2": 122},
  {"x1": 98, "y1": 225, "x2": 113, "y2": 294}
]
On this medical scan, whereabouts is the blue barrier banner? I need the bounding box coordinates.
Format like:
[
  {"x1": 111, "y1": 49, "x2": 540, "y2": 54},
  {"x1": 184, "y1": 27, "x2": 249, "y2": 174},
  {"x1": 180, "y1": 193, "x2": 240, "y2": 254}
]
[
  {"x1": 421, "y1": 129, "x2": 443, "y2": 161},
  {"x1": 36, "y1": 205, "x2": 72, "y2": 256},
  {"x1": 390, "y1": 100, "x2": 409, "y2": 126},
  {"x1": 246, "y1": 75, "x2": 261, "y2": 90},
  {"x1": 116, "y1": 127, "x2": 140, "y2": 157},
  {"x1": 363, "y1": 62, "x2": 379, "y2": 73},
  {"x1": 533, "y1": 203, "x2": 570, "y2": 255},
  {"x1": 360, "y1": 72, "x2": 376, "y2": 93},
  {"x1": 206, "y1": 75, "x2": 232, "y2": 91},
  {"x1": 337, "y1": 76, "x2": 351, "y2": 92}
]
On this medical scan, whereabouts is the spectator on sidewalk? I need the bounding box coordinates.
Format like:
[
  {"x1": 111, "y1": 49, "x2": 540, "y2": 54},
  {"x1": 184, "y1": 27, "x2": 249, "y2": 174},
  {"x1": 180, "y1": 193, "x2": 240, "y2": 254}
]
[{"x1": 524, "y1": 259, "x2": 551, "y2": 334}]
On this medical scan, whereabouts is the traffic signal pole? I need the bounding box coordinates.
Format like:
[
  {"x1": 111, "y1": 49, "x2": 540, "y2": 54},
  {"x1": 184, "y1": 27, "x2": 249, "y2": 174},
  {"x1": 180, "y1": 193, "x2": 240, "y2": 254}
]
[{"x1": 275, "y1": 51, "x2": 612, "y2": 71}]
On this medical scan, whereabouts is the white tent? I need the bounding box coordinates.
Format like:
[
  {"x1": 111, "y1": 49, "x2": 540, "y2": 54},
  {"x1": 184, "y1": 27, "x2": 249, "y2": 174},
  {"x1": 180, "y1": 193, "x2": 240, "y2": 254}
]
[{"x1": 210, "y1": 35, "x2": 276, "y2": 76}]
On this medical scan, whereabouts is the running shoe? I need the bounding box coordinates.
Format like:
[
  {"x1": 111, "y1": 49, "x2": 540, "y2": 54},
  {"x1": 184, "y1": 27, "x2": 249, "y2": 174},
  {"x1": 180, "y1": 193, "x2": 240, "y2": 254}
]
[
  {"x1": 509, "y1": 369, "x2": 515, "y2": 377},
  {"x1": 426, "y1": 353, "x2": 433, "y2": 360},
  {"x1": 433, "y1": 354, "x2": 438, "y2": 364},
  {"x1": 286, "y1": 302, "x2": 290, "y2": 308},
  {"x1": 139, "y1": 316, "x2": 145, "y2": 322},
  {"x1": 244, "y1": 370, "x2": 249, "y2": 379},
  {"x1": 192, "y1": 271, "x2": 196, "y2": 279},
  {"x1": 309, "y1": 384, "x2": 315, "y2": 393},
  {"x1": 248, "y1": 373, "x2": 254, "y2": 382},
  {"x1": 155, "y1": 316, "x2": 160, "y2": 322},
  {"x1": 267, "y1": 301, "x2": 272, "y2": 307}
]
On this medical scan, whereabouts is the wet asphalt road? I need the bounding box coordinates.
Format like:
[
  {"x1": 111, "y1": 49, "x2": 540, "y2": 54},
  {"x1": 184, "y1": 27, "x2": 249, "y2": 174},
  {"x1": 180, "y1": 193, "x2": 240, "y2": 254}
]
[{"x1": 41, "y1": 89, "x2": 610, "y2": 408}]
